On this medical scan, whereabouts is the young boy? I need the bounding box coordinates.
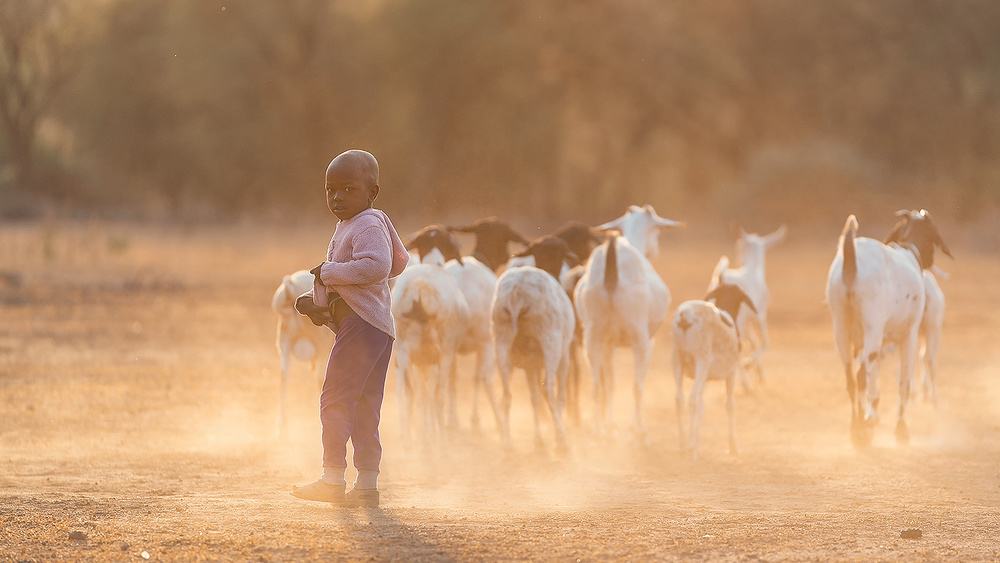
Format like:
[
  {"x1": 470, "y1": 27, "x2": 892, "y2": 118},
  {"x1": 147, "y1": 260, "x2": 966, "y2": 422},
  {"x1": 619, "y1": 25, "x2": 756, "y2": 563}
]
[{"x1": 291, "y1": 149, "x2": 409, "y2": 507}]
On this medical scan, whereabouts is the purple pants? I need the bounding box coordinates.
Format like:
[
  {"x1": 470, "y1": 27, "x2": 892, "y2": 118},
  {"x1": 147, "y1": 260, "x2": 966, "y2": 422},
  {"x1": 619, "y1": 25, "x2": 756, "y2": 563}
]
[{"x1": 320, "y1": 316, "x2": 393, "y2": 472}]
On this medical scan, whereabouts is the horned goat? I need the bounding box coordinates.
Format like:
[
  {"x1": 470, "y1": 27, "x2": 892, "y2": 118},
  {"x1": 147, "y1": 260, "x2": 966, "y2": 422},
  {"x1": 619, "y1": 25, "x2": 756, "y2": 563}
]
[
  {"x1": 574, "y1": 217, "x2": 677, "y2": 441},
  {"x1": 405, "y1": 225, "x2": 503, "y2": 431},
  {"x1": 826, "y1": 214, "x2": 925, "y2": 447},
  {"x1": 492, "y1": 265, "x2": 576, "y2": 451},
  {"x1": 505, "y1": 235, "x2": 587, "y2": 425},
  {"x1": 390, "y1": 261, "x2": 470, "y2": 445},
  {"x1": 884, "y1": 209, "x2": 953, "y2": 405}
]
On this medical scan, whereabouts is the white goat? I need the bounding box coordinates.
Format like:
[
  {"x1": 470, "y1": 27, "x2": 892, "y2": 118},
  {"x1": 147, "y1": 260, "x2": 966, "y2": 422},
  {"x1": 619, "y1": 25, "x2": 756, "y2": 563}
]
[
  {"x1": 672, "y1": 283, "x2": 757, "y2": 459},
  {"x1": 826, "y1": 214, "x2": 925, "y2": 447},
  {"x1": 573, "y1": 205, "x2": 682, "y2": 440},
  {"x1": 391, "y1": 262, "x2": 470, "y2": 445},
  {"x1": 492, "y1": 265, "x2": 576, "y2": 451},
  {"x1": 884, "y1": 209, "x2": 953, "y2": 405},
  {"x1": 505, "y1": 235, "x2": 588, "y2": 426},
  {"x1": 708, "y1": 223, "x2": 786, "y2": 389},
  {"x1": 271, "y1": 270, "x2": 334, "y2": 439},
  {"x1": 405, "y1": 225, "x2": 503, "y2": 431},
  {"x1": 574, "y1": 230, "x2": 673, "y2": 440},
  {"x1": 445, "y1": 256, "x2": 503, "y2": 430}
]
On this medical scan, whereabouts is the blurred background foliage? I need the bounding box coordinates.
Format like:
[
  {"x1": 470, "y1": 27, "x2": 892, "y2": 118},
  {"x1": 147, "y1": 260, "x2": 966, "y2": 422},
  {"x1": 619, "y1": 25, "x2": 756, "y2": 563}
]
[{"x1": 1, "y1": 0, "x2": 999, "y2": 231}]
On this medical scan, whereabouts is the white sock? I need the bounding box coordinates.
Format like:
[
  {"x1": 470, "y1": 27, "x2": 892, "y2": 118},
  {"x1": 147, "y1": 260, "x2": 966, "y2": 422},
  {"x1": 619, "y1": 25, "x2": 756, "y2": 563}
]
[
  {"x1": 321, "y1": 467, "x2": 347, "y2": 486},
  {"x1": 355, "y1": 469, "x2": 379, "y2": 490}
]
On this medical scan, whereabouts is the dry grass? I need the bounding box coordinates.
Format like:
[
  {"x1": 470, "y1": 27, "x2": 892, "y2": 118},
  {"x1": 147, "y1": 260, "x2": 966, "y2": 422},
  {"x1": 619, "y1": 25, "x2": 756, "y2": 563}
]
[{"x1": 1, "y1": 218, "x2": 999, "y2": 562}]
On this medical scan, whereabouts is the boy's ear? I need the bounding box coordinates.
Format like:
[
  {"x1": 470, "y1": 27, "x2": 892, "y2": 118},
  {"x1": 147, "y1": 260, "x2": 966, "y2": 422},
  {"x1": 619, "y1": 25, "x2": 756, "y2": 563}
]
[{"x1": 368, "y1": 184, "x2": 380, "y2": 205}]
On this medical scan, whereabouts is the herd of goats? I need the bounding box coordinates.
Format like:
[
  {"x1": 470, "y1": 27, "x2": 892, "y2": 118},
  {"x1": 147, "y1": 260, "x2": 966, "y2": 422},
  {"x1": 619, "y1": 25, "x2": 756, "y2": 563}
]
[{"x1": 271, "y1": 205, "x2": 952, "y2": 457}]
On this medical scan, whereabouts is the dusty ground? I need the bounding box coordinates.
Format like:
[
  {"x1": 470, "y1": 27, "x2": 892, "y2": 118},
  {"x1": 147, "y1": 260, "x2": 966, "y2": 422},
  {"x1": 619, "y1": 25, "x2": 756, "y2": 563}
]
[{"x1": 1, "y1": 218, "x2": 999, "y2": 562}]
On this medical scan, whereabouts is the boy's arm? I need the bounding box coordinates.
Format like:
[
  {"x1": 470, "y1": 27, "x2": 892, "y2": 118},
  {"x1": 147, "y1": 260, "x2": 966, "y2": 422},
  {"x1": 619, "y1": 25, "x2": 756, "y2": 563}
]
[{"x1": 319, "y1": 226, "x2": 392, "y2": 286}]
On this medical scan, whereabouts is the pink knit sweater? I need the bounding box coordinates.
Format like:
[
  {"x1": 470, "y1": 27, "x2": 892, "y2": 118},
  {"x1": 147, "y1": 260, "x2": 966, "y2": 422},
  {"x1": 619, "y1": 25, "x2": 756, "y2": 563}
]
[{"x1": 305, "y1": 209, "x2": 409, "y2": 338}]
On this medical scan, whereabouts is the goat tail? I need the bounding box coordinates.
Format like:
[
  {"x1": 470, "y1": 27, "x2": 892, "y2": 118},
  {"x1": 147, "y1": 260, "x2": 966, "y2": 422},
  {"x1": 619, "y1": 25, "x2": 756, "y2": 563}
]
[
  {"x1": 841, "y1": 214, "x2": 859, "y2": 288},
  {"x1": 604, "y1": 232, "x2": 619, "y2": 293}
]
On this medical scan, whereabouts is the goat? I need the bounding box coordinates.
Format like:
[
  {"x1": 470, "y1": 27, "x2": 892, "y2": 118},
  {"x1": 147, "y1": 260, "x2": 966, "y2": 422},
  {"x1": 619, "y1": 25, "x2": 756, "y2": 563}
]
[
  {"x1": 405, "y1": 225, "x2": 504, "y2": 431},
  {"x1": 884, "y1": 209, "x2": 953, "y2": 405},
  {"x1": 574, "y1": 228, "x2": 674, "y2": 441},
  {"x1": 448, "y1": 217, "x2": 529, "y2": 272},
  {"x1": 708, "y1": 223, "x2": 786, "y2": 389},
  {"x1": 506, "y1": 235, "x2": 588, "y2": 425},
  {"x1": 672, "y1": 283, "x2": 757, "y2": 459},
  {"x1": 826, "y1": 214, "x2": 925, "y2": 447},
  {"x1": 271, "y1": 270, "x2": 334, "y2": 439},
  {"x1": 492, "y1": 265, "x2": 576, "y2": 451},
  {"x1": 390, "y1": 262, "x2": 470, "y2": 445},
  {"x1": 595, "y1": 204, "x2": 684, "y2": 260}
]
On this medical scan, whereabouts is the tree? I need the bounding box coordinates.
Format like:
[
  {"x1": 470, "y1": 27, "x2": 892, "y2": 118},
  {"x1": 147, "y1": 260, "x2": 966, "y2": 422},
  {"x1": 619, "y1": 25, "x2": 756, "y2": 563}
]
[{"x1": 0, "y1": 0, "x2": 88, "y2": 197}]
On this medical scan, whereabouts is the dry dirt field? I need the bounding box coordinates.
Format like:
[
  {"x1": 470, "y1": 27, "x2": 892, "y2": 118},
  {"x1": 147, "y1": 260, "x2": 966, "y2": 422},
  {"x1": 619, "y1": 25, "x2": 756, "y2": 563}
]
[{"x1": 1, "y1": 218, "x2": 999, "y2": 562}]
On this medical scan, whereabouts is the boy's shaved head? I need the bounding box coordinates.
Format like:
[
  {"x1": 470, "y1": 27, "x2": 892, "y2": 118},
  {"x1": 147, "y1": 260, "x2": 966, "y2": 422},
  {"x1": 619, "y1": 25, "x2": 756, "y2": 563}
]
[
  {"x1": 325, "y1": 149, "x2": 381, "y2": 220},
  {"x1": 327, "y1": 149, "x2": 379, "y2": 187}
]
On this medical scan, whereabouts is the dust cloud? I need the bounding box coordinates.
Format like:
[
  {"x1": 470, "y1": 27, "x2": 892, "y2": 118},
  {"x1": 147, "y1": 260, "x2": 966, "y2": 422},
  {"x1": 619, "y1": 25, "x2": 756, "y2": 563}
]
[{"x1": 2, "y1": 220, "x2": 999, "y2": 561}]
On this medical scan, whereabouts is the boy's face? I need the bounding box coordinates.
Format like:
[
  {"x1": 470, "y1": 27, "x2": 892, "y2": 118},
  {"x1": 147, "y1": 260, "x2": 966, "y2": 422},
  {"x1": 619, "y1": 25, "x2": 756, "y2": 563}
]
[{"x1": 325, "y1": 161, "x2": 378, "y2": 221}]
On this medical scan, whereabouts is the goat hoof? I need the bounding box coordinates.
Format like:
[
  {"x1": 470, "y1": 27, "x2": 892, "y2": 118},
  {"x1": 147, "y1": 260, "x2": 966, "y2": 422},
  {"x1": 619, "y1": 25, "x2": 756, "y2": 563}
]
[{"x1": 895, "y1": 421, "x2": 910, "y2": 445}]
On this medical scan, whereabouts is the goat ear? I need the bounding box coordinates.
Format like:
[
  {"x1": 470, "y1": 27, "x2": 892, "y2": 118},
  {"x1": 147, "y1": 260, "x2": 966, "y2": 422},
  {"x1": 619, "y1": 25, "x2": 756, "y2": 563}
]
[
  {"x1": 595, "y1": 216, "x2": 624, "y2": 232},
  {"x1": 565, "y1": 251, "x2": 582, "y2": 267},
  {"x1": 710, "y1": 256, "x2": 729, "y2": 288},
  {"x1": 448, "y1": 225, "x2": 474, "y2": 233},
  {"x1": 655, "y1": 217, "x2": 685, "y2": 229},
  {"x1": 928, "y1": 217, "x2": 954, "y2": 259},
  {"x1": 938, "y1": 236, "x2": 954, "y2": 259},
  {"x1": 765, "y1": 225, "x2": 787, "y2": 246},
  {"x1": 647, "y1": 205, "x2": 683, "y2": 228},
  {"x1": 917, "y1": 210, "x2": 954, "y2": 259},
  {"x1": 895, "y1": 209, "x2": 912, "y2": 217}
]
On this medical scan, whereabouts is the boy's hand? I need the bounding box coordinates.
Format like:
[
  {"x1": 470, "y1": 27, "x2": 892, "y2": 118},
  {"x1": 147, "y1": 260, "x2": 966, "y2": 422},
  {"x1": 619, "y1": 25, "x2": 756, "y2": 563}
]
[
  {"x1": 309, "y1": 263, "x2": 326, "y2": 286},
  {"x1": 294, "y1": 294, "x2": 331, "y2": 326}
]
